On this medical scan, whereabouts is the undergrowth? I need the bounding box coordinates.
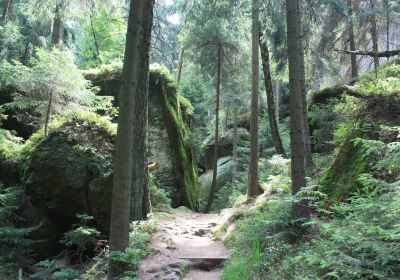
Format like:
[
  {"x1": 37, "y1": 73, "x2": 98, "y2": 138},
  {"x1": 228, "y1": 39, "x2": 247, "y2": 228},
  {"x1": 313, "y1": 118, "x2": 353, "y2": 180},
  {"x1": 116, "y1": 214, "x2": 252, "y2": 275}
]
[{"x1": 222, "y1": 136, "x2": 400, "y2": 280}]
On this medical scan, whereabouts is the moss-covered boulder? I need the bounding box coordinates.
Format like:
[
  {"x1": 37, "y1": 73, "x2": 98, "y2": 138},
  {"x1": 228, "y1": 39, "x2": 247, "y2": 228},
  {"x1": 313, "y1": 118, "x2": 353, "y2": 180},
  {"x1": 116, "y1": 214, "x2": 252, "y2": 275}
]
[
  {"x1": 319, "y1": 125, "x2": 368, "y2": 201},
  {"x1": 319, "y1": 63, "x2": 400, "y2": 200},
  {"x1": 24, "y1": 116, "x2": 115, "y2": 231},
  {"x1": 21, "y1": 114, "x2": 115, "y2": 256},
  {"x1": 84, "y1": 65, "x2": 199, "y2": 210}
]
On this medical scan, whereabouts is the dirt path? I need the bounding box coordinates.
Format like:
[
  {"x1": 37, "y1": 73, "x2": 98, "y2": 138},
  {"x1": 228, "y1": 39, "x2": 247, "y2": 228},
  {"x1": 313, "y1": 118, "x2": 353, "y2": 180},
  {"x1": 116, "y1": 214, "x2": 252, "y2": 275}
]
[{"x1": 138, "y1": 208, "x2": 234, "y2": 280}]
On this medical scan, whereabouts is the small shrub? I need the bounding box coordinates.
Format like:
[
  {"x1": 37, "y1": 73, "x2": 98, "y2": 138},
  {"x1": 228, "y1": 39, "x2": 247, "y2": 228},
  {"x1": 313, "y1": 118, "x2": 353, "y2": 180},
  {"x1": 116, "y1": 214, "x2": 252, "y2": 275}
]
[
  {"x1": 31, "y1": 260, "x2": 79, "y2": 280},
  {"x1": 149, "y1": 177, "x2": 172, "y2": 210},
  {"x1": 0, "y1": 185, "x2": 30, "y2": 278},
  {"x1": 60, "y1": 214, "x2": 101, "y2": 260}
]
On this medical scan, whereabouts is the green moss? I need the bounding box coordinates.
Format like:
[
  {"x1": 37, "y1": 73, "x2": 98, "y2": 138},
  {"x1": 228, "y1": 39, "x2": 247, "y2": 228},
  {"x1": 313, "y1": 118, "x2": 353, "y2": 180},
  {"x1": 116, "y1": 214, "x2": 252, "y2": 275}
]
[
  {"x1": 319, "y1": 124, "x2": 368, "y2": 200},
  {"x1": 84, "y1": 64, "x2": 200, "y2": 210},
  {"x1": 149, "y1": 65, "x2": 200, "y2": 211}
]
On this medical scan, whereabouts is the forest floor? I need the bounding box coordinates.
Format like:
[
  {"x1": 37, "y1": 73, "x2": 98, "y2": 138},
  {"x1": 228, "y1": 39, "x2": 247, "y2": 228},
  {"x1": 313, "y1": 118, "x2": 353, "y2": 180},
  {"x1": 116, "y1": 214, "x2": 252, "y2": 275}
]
[{"x1": 138, "y1": 207, "x2": 235, "y2": 280}]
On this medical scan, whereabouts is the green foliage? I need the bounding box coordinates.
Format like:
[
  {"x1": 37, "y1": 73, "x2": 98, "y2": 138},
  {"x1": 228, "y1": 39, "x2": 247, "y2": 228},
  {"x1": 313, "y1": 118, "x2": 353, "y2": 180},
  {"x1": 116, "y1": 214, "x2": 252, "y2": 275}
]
[
  {"x1": 356, "y1": 64, "x2": 400, "y2": 97},
  {"x1": 0, "y1": 128, "x2": 22, "y2": 161},
  {"x1": 223, "y1": 137, "x2": 400, "y2": 280},
  {"x1": 0, "y1": 22, "x2": 25, "y2": 62},
  {"x1": 60, "y1": 214, "x2": 101, "y2": 258},
  {"x1": 0, "y1": 186, "x2": 30, "y2": 277},
  {"x1": 149, "y1": 177, "x2": 172, "y2": 211},
  {"x1": 31, "y1": 260, "x2": 79, "y2": 280},
  {"x1": 0, "y1": 48, "x2": 110, "y2": 131},
  {"x1": 150, "y1": 65, "x2": 200, "y2": 210},
  {"x1": 104, "y1": 219, "x2": 157, "y2": 280},
  {"x1": 309, "y1": 99, "x2": 341, "y2": 153},
  {"x1": 75, "y1": 3, "x2": 126, "y2": 69}
]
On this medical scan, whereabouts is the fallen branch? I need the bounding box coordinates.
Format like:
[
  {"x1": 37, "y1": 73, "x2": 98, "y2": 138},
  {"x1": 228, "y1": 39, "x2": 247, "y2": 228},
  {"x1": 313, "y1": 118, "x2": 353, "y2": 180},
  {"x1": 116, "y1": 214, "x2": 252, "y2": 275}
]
[
  {"x1": 335, "y1": 49, "x2": 400, "y2": 58},
  {"x1": 311, "y1": 84, "x2": 366, "y2": 104}
]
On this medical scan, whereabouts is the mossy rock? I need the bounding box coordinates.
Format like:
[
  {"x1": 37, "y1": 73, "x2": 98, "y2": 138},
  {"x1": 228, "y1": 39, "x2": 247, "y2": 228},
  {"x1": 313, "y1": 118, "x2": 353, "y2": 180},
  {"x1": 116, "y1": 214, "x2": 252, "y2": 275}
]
[
  {"x1": 22, "y1": 114, "x2": 114, "y2": 257},
  {"x1": 85, "y1": 64, "x2": 200, "y2": 210},
  {"x1": 199, "y1": 156, "x2": 233, "y2": 199},
  {"x1": 319, "y1": 125, "x2": 370, "y2": 201},
  {"x1": 200, "y1": 128, "x2": 249, "y2": 170}
]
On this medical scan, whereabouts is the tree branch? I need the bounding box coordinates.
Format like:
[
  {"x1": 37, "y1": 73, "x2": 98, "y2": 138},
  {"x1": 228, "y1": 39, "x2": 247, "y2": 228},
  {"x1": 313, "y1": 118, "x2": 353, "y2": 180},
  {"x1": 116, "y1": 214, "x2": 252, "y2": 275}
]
[{"x1": 335, "y1": 49, "x2": 400, "y2": 58}]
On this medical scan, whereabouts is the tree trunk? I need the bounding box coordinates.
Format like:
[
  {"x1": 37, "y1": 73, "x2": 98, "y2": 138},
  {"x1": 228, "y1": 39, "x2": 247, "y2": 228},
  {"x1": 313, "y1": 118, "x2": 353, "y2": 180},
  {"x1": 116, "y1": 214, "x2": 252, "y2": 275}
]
[
  {"x1": 297, "y1": 0, "x2": 313, "y2": 170},
  {"x1": 176, "y1": 47, "x2": 185, "y2": 84},
  {"x1": 1, "y1": 0, "x2": 10, "y2": 25},
  {"x1": 259, "y1": 30, "x2": 286, "y2": 156},
  {"x1": 347, "y1": 0, "x2": 358, "y2": 78},
  {"x1": 205, "y1": 43, "x2": 222, "y2": 213},
  {"x1": 385, "y1": 0, "x2": 390, "y2": 61},
  {"x1": 130, "y1": 0, "x2": 155, "y2": 221},
  {"x1": 286, "y1": 0, "x2": 309, "y2": 219},
  {"x1": 44, "y1": 91, "x2": 53, "y2": 137},
  {"x1": 370, "y1": 0, "x2": 379, "y2": 70},
  {"x1": 90, "y1": 13, "x2": 102, "y2": 65},
  {"x1": 275, "y1": 81, "x2": 280, "y2": 123},
  {"x1": 231, "y1": 107, "x2": 238, "y2": 188},
  {"x1": 51, "y1": 3, "x2": 62, "y2": 45},
  {"x1": 107, "y1": 0, "x2": 144, "y2": 278},
  {"x1": 248, "y1": 0, "x2": 260, "y2": 197}
]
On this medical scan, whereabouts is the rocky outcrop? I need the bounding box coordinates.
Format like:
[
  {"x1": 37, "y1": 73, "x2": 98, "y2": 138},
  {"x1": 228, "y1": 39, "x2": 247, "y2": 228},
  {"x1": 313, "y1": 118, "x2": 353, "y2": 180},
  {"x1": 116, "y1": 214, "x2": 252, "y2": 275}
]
[
  {"x1": 85, "y1": 65, "x2": 199, "y2": 210},
  {"x1": 199, "y1": 156, "x2": 233, "y2": 198},
  {"x1": 20, "y1": 114, "x2": 114, "y2": 257},
  {"x1": 200, "y1": 128, "x2": 249, "y2": 170},
  {"x1": 16, "y1": 66, "x2": 200, "y2": 258}
]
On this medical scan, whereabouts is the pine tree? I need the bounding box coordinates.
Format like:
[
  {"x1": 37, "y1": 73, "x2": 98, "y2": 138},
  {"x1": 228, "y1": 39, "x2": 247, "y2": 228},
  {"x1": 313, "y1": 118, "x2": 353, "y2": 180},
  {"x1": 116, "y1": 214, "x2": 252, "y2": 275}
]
[
  {"x1": 286, "y1": 0, "x2": 309, "y2": 219},
  {"x1": 108, "y1": 0, "x2": 144, "y2": 277},
  {"x1": 248, "y1": 0, "x2": 261, "y2": 197}
]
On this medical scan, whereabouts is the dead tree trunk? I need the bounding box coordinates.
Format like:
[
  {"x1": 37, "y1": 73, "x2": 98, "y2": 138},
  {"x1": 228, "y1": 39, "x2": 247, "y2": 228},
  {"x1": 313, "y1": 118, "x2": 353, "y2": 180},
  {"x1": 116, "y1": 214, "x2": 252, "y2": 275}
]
[
  {"x1": 205, "y1": 43, "x2": 222, "y2": 213},
  {"x1": 259, "y1": 31, "x2": 286, "y2": 156}
]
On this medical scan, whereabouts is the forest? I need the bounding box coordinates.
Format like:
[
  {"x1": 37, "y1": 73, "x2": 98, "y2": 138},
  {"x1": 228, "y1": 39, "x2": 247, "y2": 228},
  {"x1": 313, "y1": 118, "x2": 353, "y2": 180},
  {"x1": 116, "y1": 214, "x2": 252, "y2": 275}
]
[{"x1": 0, "y1": 0, "x2": 399, "y2": 279}]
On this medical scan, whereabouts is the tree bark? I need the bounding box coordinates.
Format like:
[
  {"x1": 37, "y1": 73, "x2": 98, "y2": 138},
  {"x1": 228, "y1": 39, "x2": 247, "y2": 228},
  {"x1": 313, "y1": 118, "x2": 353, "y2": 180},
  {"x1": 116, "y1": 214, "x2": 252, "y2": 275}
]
[
  {"x1": 51, "y1": 3, "x2": 62, "y2": 45},
  {"x1": 385, "y1": 0, "x2": 390, "y2": 61},
  {"x1": 286, "y1": 0, "x2": 309, "y2": 219},
  {"x1": 1, "y1": 0, "x2": 10, "y2": 25},
  {"x1": 90, "y1": 12, "x2": 102, "y2": 65},
  {"x1": 248, "y1": 0, "x2": 260, "y2": 197},
  {"x1": 176, "y1": 47, "x2": 185, "y2": 84},
  {"x1": 108, "y1": 0, "x2": 144, "y2": 278},
  {"x1": 337, "y1": 49, "x2": 400, "y2": 57},
  {"x1": 205, "y1": 43, "x2": 222, "y2": 213},
  {"x1": 370, "y1": 0, "x2": 379, "y2": 70},
  {"x1": 297, "y1": 0, "x2": 313, "y2": 170},
  {"x1": 130, "y1": 0, "x2": 155, "y2": 221},
  {"x1": 231, "y1": 107, "x2": 238, "y2": 188},
  {"x1": 275, "y1": 81, "x2": 280, "y2": 123},
  {"x1": 347, "y1": 0, "x2": 358, "y2": 78},
  {"x1": 44, "y1": 91, "x2": 53, "y2": 137},
  {"x1": 259, "y1": 30, "x2": 286, "y2": 156}
]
